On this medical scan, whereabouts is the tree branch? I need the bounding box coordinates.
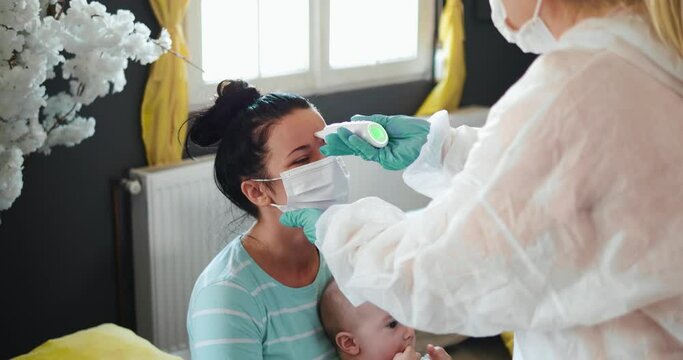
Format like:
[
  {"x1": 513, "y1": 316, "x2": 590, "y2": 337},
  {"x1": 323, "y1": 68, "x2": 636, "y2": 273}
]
[
  {"x1": 152, "y1": 40, "x2": 204, "y2": 73},
  {"x1": 47, "y1": 0, "x2": 67, "y2": 20},
  {"x1": 7, "y1": 50, "x2": 18, "y2": 69},
  {"x1": 45, "y1": 83, "x2": 84, "y2": 134},
  {"x1": 46, "y1": 102, "x2": 78, "y2": 133}
]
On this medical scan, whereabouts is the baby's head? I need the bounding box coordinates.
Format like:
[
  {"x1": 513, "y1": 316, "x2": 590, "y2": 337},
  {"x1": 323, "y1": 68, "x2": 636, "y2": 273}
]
[{"x1": 319, "y1": 280, "x2": 416, "y2": 360}]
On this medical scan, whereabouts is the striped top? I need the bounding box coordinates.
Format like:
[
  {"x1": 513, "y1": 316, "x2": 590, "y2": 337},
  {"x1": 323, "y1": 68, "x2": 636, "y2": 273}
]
[{"x1": 187, "y1": 236, "x2": 338, "y2": 359}]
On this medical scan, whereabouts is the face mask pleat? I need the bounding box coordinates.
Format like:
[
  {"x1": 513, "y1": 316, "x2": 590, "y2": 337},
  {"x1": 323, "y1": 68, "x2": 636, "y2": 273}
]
[
  {"x1": 489, "y1": 0, "x2": 558, "y2": 54},
  {"x1": 265, "y1": 157, "x2": 350, "y2": 212}
]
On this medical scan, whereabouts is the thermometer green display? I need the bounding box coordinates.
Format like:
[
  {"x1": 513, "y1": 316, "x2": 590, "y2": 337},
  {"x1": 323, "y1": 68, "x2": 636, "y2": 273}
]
[{"x1": 315, "y1": 121, "x2": 389, "y2": 148}]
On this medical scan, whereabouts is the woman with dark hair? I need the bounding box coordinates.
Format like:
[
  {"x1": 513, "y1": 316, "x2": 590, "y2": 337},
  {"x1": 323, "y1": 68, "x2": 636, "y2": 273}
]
[{"x1": 185, "y1": 80, "x2": 344, "y2": 359}]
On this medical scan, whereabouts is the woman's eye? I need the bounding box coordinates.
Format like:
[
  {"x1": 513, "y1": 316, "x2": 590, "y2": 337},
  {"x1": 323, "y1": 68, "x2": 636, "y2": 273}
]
[
  {"x1": 387, "y1": 320, "x2": 398, "y2": 329},
  {"x1": 293, "y1": 157, "x2": 309, "y2": 164}
]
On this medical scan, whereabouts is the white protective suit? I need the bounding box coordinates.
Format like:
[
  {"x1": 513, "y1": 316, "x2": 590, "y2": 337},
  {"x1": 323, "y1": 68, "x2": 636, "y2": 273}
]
[{"x1": 316, "y1": 12, "x2": 683, "y2": 359}]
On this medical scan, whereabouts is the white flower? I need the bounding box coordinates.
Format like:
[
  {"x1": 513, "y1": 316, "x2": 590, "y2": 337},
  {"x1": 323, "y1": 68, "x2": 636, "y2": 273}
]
[
  {"x1": 0, "y1": 0, "x2": 41, "y2": 32},
  {"x1": 0, "y1": 27, "x2": 24, "y2": 60},
  {"x1": 16, "y1": 117, "x2": 47, "y2": 155},
  {"x1": 0, "y1": 145, "x2": 24, "y2": 218},
  {"x1": 0, "y1": 115, "x2": 47, "y2": 155},
  {"x1": 39, "y1": 93, "x2": 93, "y2": 154},
  {"x1": 137, "y1": 28, "x2": 170, "y2": 64},
  {"x1": 41, "y1": 92, "x2": 82, "y2": 128},
  {"x1": 157, "y1": 28, "x2": 172, "y2": 50},
  {"x1": 0, "y1": 66, "x2": 46, "y2": 121},
  {"x1": 23, "y1": 16, "x2": 65, "y2": 79},
  {"x1": 40, "y1": 115, "x2": 95, "y2": 154}
]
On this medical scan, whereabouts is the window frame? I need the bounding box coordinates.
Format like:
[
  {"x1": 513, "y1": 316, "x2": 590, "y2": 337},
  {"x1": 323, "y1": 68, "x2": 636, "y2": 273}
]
[{"x1": 185, "y1": 0, "x2": 435, "y2": 107}]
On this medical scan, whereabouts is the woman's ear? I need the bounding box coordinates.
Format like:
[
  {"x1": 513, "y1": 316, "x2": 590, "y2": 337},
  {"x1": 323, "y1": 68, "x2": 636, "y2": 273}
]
[
  {"x1": 335, "y1": 331, "x2": 360, "y2": 356},
  {"x1": 241, "y1": 180, "x2": 273, "y2": 207}
]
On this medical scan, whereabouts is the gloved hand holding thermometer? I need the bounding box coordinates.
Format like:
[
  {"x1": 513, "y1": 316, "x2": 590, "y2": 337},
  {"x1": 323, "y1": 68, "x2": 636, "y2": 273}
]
[
  {"x1": 315, "y1": 120, "x2": 389, "y2": 148},
  {"x1": 316, "y1": 114, "x2": 431, "y2": 171},
  {"x1": 283, "y1": 114, "x2": 432, "y2": 243}
]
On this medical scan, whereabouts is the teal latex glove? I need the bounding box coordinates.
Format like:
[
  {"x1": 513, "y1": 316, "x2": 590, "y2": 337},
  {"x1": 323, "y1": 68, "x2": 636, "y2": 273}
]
[
  {"x1": 280, "y1": 208, "x2": 323, "y2": 244},
  {"x1": 320, "y1": 114, "x2": 431, "y2": 171}
]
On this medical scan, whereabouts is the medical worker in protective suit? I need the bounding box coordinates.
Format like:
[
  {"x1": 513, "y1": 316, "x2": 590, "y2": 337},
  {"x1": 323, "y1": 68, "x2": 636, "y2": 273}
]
[{"x1": 280, "y1": 0, "x2": 683, "y2": 358}]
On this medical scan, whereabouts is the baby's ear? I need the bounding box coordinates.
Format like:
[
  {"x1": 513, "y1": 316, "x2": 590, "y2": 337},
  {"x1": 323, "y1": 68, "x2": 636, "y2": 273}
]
[{"x1": 335, "y1": 331, "x2": 360, "y2": 356}]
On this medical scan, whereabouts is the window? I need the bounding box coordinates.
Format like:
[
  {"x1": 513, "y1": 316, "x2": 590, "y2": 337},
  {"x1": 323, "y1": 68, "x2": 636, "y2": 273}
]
[{"x1": 185, "y1": 0, "x2": 435, "y2": 106}]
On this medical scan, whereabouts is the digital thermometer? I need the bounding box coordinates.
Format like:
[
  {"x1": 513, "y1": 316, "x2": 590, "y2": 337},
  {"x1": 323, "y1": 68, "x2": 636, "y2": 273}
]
[{"x1": 315, "y1": 121, "x2": 389, "y2": 148}]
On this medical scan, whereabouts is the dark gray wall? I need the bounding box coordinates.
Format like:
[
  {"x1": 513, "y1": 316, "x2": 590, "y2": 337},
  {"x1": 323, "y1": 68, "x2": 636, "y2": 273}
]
[
  {"x1": 0, "y1": 1, "x2": 153, "y2": 357},
  {"x1": 0, "y1": 1, "x2": 533, "y2": 358},
  {"x1": 460, "y1": 0, "x2": 537, "y2": 105},
  {"x1": 310, "y1": 81, "x2": 432, "y2": 122}
]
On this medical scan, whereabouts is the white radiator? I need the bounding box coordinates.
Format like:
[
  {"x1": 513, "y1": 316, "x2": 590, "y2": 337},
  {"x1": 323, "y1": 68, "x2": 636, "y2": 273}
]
[
  {"x1": 127, "y1": 107, "x2": 489, "y2": 357},
  {"x1": 129, "y1": 155, "x2": 251, "y2": 358}
]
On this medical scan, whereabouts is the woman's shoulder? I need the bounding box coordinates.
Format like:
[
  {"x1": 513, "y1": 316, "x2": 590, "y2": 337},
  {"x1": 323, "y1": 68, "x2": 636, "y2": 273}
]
[
  {"x1": 544, "y1": 47, "x2": 680, "y2": 115},
  {"x1": 539, "y1": 13, "x2": 683, "y2": 97},
  {"x1": 190, "y1": 237, "x2": 261, "y2": 301},
  {"x1": 186, "y1": 239, "x2": 267, "y2": 349},
  {"x1": 519, "y1": 47, "x2": 624, "y2": 95},
  {"x1": 498, "y1": 45, "x2": 674, "y2": 120},
  {"x1": 203, "y1": 236, "x2": 248, "y2": 273}
]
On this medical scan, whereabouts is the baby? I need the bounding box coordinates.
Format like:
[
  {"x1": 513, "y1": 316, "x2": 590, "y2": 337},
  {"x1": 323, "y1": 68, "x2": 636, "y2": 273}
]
[{"x1": 318, "y1": 280, "x2": 452, "y2": 360}]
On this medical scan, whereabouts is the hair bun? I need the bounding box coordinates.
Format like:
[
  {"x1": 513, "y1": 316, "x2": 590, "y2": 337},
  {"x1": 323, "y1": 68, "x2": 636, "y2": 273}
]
[
  {"x1": 188, "y1": 79, "x2": 262, "y2": 147},
  {"x1": 216, "y1": 80, "x2": 261, "y2": 109}
]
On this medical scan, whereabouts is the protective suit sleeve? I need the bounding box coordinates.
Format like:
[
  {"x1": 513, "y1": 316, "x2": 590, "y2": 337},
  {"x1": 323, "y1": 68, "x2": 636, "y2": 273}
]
[
  {"x1": 403, "y1": 110, "x2": 481, "y2": 199},
  {"x1": 315, "y1": 61, "x2": 683, "y2": 336}
]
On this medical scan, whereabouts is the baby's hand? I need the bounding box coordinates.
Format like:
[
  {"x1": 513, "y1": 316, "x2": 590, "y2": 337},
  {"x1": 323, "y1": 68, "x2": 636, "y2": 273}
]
[
  {"x1": 392, "y1": 345, "x2": 422, "y2": 360},
  {"x1": 426, "y1": 344, "x2": 452, "y2": 360}
]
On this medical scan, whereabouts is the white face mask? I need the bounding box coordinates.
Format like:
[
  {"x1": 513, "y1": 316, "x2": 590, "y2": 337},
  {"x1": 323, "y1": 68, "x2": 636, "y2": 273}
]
[
  {"x1": 489, "y1": 0, "x2": 558, "y2": 54},
  {"x1": 253, "y1": 157, "x2": 350, "y2": 212}
]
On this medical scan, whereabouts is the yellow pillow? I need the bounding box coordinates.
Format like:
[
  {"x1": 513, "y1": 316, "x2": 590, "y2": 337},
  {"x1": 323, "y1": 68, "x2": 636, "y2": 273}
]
[{"x1": 14, "y1": 323, "x2": 182, "y2": 360}]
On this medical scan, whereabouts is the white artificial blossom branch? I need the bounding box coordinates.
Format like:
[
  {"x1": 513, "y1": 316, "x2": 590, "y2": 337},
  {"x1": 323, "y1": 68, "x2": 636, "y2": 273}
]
[{"x1": 0, "y1": 0, "x2": 172, "y2": 224}]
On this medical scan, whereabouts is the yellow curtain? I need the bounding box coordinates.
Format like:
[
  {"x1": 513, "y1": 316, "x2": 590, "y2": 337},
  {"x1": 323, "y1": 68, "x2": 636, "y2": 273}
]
[
  {"x1": 140, "y1": 0, "x2": 190, "y2": 166},
  {"x1": 501, "y1": 331, "x2": 514, "y2": 355},
  {"x1": 415, "y1": 0, "x2": 466, "y2": 116}
]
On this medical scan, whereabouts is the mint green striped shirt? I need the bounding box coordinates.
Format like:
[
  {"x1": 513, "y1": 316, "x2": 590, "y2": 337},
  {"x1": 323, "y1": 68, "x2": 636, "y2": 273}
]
[{"x1": 187, "y1": 236, "x2": 338, "y2": 359}]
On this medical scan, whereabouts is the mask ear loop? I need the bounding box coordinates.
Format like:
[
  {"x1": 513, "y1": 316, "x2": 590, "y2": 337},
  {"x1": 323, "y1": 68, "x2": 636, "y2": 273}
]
[
  {"x1": 533, "y1": 0, "x2": 544, "y2": 19},
  {"x1": 248, "y1": 177, "x2": 286, "y2": 210},
  {"x1": 251, "y1": 177, "x2": 281, "y2": 182}
]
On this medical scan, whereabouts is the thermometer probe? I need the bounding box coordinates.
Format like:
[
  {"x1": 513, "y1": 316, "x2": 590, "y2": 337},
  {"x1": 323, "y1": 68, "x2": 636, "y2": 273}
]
[{"x1": 315, "y1": 121, "x2": 389, "y2": 148}]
